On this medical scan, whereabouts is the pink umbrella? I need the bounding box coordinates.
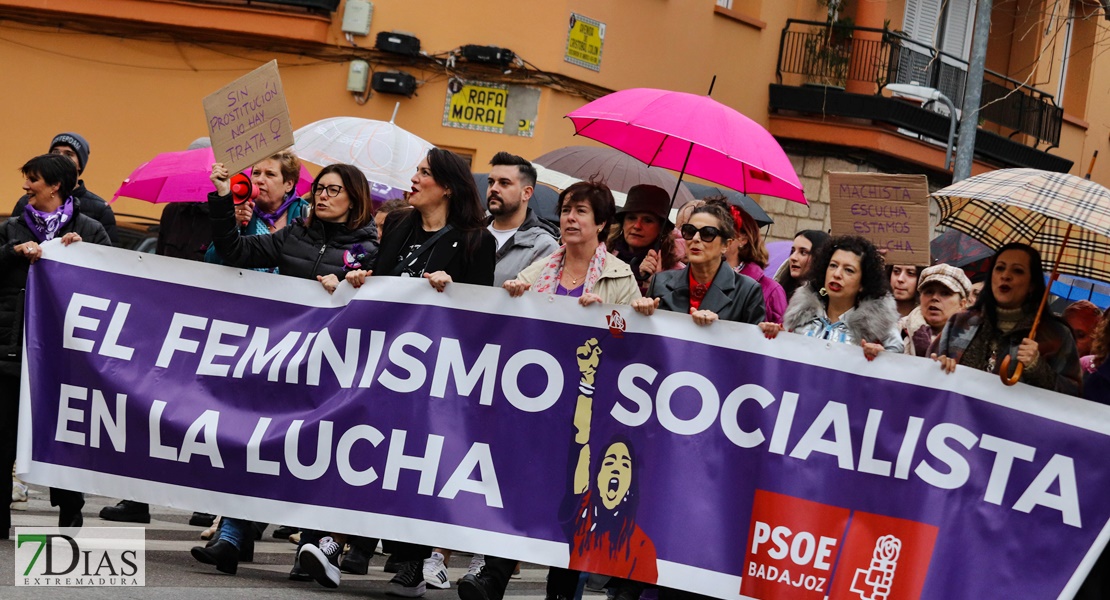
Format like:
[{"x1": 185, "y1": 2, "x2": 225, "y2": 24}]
[
  {"x1": 565, "y1": 88, "x2": 806, "y2": 204},
  {"x1": 112, "y1": 147, "x2": 314, "y2": 204}
]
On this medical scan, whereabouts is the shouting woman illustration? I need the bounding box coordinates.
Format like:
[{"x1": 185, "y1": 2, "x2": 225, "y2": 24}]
[{"x1": 562, "y1": 338, "x2": 658, "y2": 585}]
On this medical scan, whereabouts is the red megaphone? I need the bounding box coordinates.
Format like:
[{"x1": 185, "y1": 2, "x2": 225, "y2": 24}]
[{"x1": 230, "y1": 173, "x2": 259, "y2": 205}]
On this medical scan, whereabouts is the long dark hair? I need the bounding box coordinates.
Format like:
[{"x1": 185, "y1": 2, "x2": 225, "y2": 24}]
[
  {"x1": 307, "y1": 163, "x2": 374, "y2": 231},
  {"x1": 777, "y1": 229, "x2": 830, "y2": 299},
  {"x1": 972, "y1": 242, "x2": 1047, "y2": 322},
  {"x1": 574, "y1": 435, "x2": 640, "y2": 563},
  {"x1": 804, "y1": 234, "x2": 889, "y2": 305},
  {"x1": 426, "y1": 148, "x2": 486, "y2": 254}
]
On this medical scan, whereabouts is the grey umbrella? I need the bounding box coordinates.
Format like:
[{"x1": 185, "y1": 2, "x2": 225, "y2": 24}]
[
  {"x1": 533, "y1": 145, "x2": 696, "y2": 208},
  {"x1": 684, "y1": 182, "x2": 774, "y2": 227}
]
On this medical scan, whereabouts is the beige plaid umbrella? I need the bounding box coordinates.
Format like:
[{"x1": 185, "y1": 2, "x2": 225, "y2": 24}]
[
  {"x1": 931, "y1": 165, "x2": 1110, "y2": 384},
  {"x1": 932, "y1": 168, "x2": 1110, "y2": 280}
]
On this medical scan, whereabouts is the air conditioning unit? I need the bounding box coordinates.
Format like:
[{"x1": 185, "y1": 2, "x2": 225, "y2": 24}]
[{"x1": 372, "y1": 71, "x2": 417, "y2": 96}]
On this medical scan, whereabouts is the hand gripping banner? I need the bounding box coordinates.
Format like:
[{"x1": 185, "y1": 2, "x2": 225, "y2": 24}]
[{"x1": 18, "y1": 243, "x2": 1110, "y2": 599}]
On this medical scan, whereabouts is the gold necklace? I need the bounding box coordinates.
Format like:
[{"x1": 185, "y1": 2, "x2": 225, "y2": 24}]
[{"x1": 564, "y1": 263, "x2": 588, "y2": 285}]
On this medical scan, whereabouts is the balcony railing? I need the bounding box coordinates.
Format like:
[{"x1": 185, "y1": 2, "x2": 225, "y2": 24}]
[{"x1": 775, "y1": 19, "x2": 1063, "y2": 148}]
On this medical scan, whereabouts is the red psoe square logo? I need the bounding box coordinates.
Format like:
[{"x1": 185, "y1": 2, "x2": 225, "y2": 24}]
[
  {"x1": 828, "y1": 511, "x2": 937, "y2": 600},
  {"x1": 741, "y1": 490, "x2": 850, "y2": 599}
]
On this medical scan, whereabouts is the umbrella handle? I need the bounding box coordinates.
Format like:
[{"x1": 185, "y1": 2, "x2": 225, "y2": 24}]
[{"x1": 999, "y1": 355, "x2": 1022, "y2": 386}]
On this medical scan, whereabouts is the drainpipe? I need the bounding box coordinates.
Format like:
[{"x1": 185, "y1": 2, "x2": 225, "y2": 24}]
[{"x1": 952, "y1": 0, "x2": 993, "y2": 182}]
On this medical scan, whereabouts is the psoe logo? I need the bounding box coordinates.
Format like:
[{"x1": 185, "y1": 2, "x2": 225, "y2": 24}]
[
  {"x1": 606, "y1": 310, "x2": 626, "y2": 338},
  {"x1": 15, "y1": 527, "x2": 145, "y2": 587}
]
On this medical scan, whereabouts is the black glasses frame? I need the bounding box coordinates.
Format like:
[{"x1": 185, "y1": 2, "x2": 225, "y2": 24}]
[
  {"x1": 680, "y1": 224, "x2": 721, "y2": 243},
  {"x1": 313, "y1": 184, "x2": 344, "y2": 198}
]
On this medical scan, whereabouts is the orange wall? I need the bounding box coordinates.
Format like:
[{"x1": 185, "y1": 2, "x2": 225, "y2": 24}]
[
  {"x1": 0, "y1": 0, "x2": 797, "y2": 220},
  {"x1": 3, "y1": 0, "x2": 1110, "y2": 222}
]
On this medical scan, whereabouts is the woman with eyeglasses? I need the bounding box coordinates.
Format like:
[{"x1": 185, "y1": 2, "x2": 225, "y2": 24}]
[
  {"x1": 206, "y1": 162, "x2": 378, "y2": 293},
  {"x1": 193, "y1": 162, "x2": 378, "y2": 576},
  {"x1": 633, "y1": 199, "x2": 765, "y2": 325}
]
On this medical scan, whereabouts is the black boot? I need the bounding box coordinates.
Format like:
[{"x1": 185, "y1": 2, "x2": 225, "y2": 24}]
[
  {"x1": 290, "y1": 530, "x2": 322, "y2": 581},
  {"x1": 191, "y1": 539, "x2": 239, "y2": 575},
  {"x1": 99, "y1": 500, "x2": 150, "y2": 524},
  {"x1": 58, "y1": 508, "x2": 83, "y2": 528},
  {"x1": 205, "y1": 536, "x2": 254, "y2": 562},
  {"x1": 189, "y1": 512, "x2": 216, "y2": 527},
  {"x1": 273, "y1": 525, "x2": 298, "y2": 539},
  {"x1": 340, "y1": 536, "x2": 375, "y2": 574}
]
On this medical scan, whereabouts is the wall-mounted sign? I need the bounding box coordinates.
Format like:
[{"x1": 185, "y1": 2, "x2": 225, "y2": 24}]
[
  {"x1": 565, "y1": 13, "x2": 605, "y2": 71},
  {"x1": 442, "y1": 79, "x2": 537, "y2": 137}
]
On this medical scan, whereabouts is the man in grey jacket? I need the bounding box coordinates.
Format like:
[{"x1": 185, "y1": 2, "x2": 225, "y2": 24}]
[{"x1": 486, "y1": 152, "x2": 559, "y2": 286}]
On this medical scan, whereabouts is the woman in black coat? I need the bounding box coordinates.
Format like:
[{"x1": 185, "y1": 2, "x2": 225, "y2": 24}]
[
  {"x1": 342, "y1": 148, "x2": 495, "y2": 596},
  {"x1": 207, "y1": 162, "x2": 378, "y2": 290},
  {"x1": 347, "y1": 147, "x2": 496, "y2": 291},
  {"x1": 193, "y1": 162, "x2": 378, "y2": 578},
  {"x1": 633, "y1": 199, "x2": 765, "y2": 325},
  {"x1": 1, "y1": 153, "x2": 110, "y2": 536}
]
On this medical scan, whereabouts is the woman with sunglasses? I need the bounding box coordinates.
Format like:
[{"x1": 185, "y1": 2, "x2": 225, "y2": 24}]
[{"x1": 633, "y1": 199, "x2": 765, "y2": 325}]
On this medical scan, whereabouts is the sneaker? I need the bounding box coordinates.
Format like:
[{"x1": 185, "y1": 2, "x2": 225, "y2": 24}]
[
  {"x1": 458, "y1": 554, "x2": 485, "y2": 584},
  {"x1": 511, "y1": 562, "x2": 521, "y2": 579},
  {"x1": 423, "y1": 551, "x2": 450, "y2": 589},
  {"x1": 298, "y1": 536, "x2": 342, "y2": 589},
  {"x1": 466, "y1": 554, "x2": 486, "y2": 577},
  {"x1": 387, "y1": 559, "x2": 427, "y2": 597},
  {"x1": 11, "y1": 481, "x2": 27, "y2": 511}
]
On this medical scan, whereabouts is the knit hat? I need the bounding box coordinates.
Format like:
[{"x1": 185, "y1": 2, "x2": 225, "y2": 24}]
[
  {"x1": 49, "y1": 132, "x2": 90, "y2": 173},
  {"x1": 918, "y1": 263, "x2": 973, "y2": 297},
  {"x1": 617, "y1": 184, "x2": 674, "y2": 232}
]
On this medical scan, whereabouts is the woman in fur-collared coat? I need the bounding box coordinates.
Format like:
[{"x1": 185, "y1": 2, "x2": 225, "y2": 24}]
[{"x1": 760, "y1": 235, "x2": 902, "y2": 359}]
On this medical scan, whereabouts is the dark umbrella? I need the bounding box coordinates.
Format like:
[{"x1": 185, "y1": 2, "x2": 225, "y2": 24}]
[
  {"x1": 472, "y1": 172, "x2": 559, "y2": 225},
  {"x1": 685, "y1": 182, "x2": 774, "y2": 227},
  {"x1": 929, "y1": 228, "x2": 994, "y2": 268},
  {"x1": 533, "y1": 145, "x2": 696, "y2": 208}
]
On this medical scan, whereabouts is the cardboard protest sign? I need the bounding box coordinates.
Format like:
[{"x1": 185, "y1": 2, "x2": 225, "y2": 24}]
[
  {"x1": 565, "y1": 13, "x2": 605, "y2": 71},
  {"x1": 829, "y1": 172, "x2": 931, "y2": 265},
  {"x1": 203, "y1": 60, "x2": 294, "y2": 174}
]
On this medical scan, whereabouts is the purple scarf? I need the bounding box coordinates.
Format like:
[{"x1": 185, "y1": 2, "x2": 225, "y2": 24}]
[
  {"x1": 23, "y1": 197, "x2": 75, "y2": 242},
  {"x1": 255, "y1": 192, "x2": 299, "y2": 228}
]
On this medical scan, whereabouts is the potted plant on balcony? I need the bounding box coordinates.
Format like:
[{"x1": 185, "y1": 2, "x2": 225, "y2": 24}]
[{"x1": 802, "y1": 0, "x2": 853, "y2": 90}]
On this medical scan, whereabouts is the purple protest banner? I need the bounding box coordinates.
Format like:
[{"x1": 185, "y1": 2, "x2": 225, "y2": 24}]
[{"x1": 18, "y1": 242, "x2": 1110, "y2": 599}]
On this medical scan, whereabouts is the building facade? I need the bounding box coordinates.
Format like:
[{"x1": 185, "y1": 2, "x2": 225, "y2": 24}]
[{"x1": 0, "y1": 0, "x2": 1105, "y2": 241}]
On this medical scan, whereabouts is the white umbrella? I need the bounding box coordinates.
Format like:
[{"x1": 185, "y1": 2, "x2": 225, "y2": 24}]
[
  {"x1": 293, "y1": 116, "x2": 434, "y2": 190},
  {"x1": 535, "y1": 165, "x2": 629, "y2": 205}
]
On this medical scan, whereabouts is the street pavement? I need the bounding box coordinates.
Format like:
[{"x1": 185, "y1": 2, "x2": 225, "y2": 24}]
[{"x1": 2, "y1": 485, "x2": 569, "y2": 599}]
